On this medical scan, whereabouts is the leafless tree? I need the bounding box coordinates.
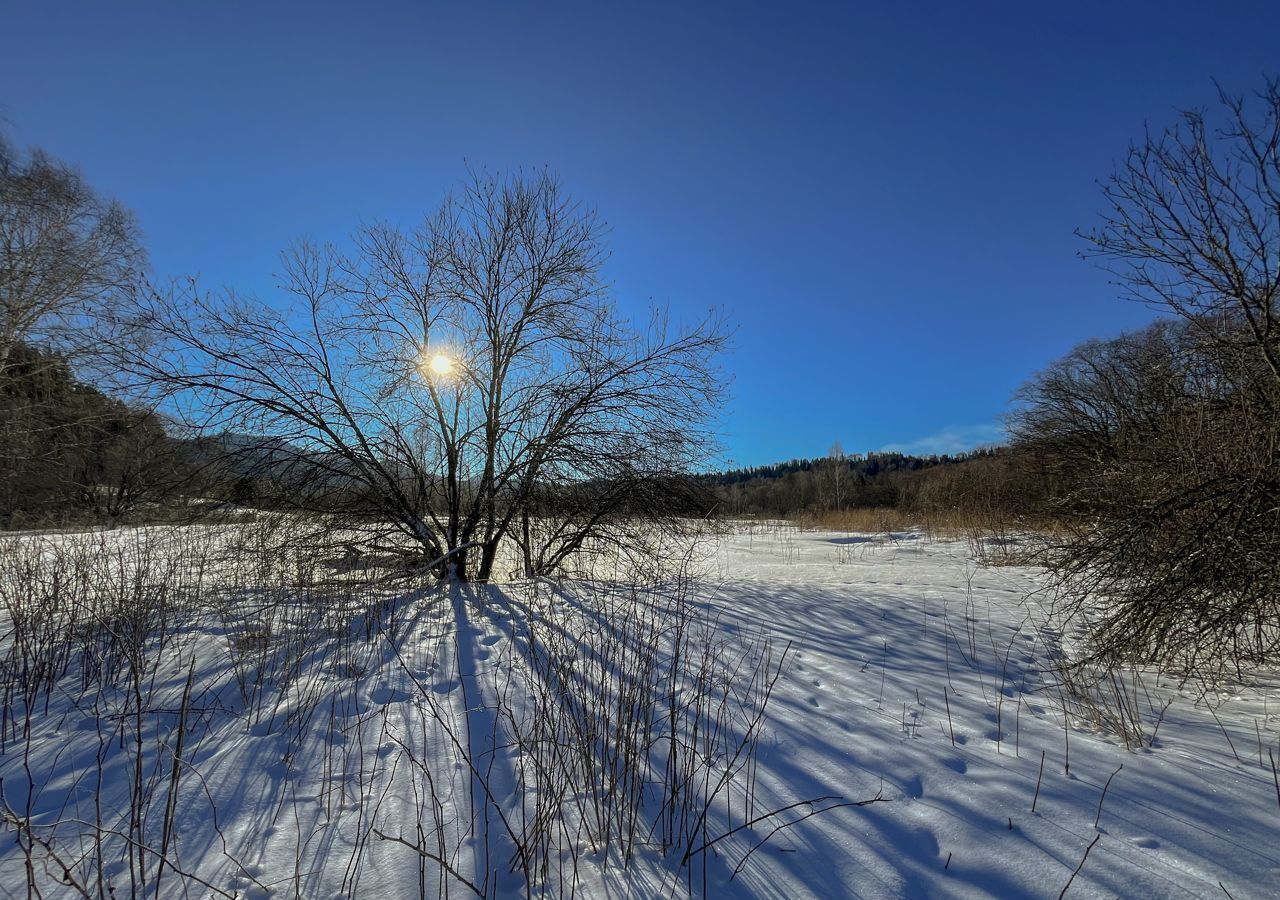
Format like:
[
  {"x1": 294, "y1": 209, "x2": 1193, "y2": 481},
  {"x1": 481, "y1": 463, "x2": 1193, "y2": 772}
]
[
  {"x1": 823, "y1": 440, "x2": 847, "y2": 512},
  {"x1": 1015, "y1": 74, "x2": 1280, "y2": 681},
  {"x1": 0, "y1": 138, "x2": 172, "y2": 525},
  {"x1": 139, "y1": 170, "x2": 726, "y2": 580},
  {"x1": 1084, "y1": 77, "x2": 1280, "y2": 389},
  {"x1": 0, "y1": 135, "x2": 145, "y2": 375},
  {"x1": 1014, "y1": 318, "x2": 1280, "y2": 679}
]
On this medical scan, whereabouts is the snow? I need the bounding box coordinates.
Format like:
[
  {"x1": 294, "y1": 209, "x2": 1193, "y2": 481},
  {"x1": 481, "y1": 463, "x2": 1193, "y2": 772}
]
[
  {"x1": 0, "y1": 522, "x2": 1277, "y2": 898},
  {"x1": 701, "y1": 525, "x2": 1280, "y2": 898}
]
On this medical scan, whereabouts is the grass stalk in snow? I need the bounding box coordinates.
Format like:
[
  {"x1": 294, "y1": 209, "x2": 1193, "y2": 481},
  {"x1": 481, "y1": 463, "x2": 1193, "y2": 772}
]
[
  {"x1": 1093, "y1": 763, "x2": 1123, "y2": 829},
  {"x1": 1058, "y1": 833, "x2": 1101, "y2": 899},
  {"x1": 1270, "y1": 749, "x2": 1280, "y2": 813},
  {"x1": 1032, "y1": 749, "x2": 1046, "y2": 813}
]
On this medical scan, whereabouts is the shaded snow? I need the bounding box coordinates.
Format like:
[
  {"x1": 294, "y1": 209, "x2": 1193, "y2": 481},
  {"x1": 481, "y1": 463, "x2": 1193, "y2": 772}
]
[
  {"x1": 698, "y1": 525, "x2": 1280, "y2": 898},
  {"x1": 1, "y1": 523, "x2": 1277, "y2": 898}
]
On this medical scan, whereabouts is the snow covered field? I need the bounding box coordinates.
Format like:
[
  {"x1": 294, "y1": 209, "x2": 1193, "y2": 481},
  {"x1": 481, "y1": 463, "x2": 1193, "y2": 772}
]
[
  {"x1": 0, "y1": 522, "x2": 1277, "y2": 898},
  {"x1": 702, "y1": 525, "x2": 1280, "y2": 898}
]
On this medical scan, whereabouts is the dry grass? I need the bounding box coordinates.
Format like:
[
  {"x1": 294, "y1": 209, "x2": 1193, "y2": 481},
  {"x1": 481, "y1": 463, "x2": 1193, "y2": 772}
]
[
  {"x1": 793, "y1": 507, "x2": 916, "y2": 534},
  {"x1": 790, "y1": 507, "x2": 1063, "y2": 570},
  {"x1": 793, "y1": 506, "x2": 1028, "y2": 538},
  {"x1": 0, "y1": 520, "x2": 816, "y2": 897}
]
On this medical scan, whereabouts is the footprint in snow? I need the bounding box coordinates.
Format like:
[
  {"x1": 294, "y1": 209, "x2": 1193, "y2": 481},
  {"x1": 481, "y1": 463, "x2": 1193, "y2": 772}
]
[
  {"x1": 807, "y1": 696, "x2": 820, "y2": 707},
  {"x1": 370, "y1": 686, "x2": 409, "y2": 704}
]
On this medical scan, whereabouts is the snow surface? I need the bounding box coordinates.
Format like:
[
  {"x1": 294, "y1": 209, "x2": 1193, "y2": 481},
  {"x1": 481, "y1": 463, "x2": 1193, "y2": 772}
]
[
  {"x1": 1, "y1": 523, "x2": 1277, "y2": 898},
  {"x1": 698, "y1": 526, "x2": 1280, "y2": 898}
]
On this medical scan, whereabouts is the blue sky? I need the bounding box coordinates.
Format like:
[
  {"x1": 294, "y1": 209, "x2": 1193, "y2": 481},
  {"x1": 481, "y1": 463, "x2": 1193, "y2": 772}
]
[{"x1": 4, "y1": 1, "x2": 1278, "y2": 466}]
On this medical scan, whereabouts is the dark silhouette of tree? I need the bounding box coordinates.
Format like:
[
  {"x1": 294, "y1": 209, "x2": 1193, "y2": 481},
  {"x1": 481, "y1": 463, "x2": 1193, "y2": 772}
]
[{"x1": 138, "y1": 171, "x2": 727, "y2": 580}]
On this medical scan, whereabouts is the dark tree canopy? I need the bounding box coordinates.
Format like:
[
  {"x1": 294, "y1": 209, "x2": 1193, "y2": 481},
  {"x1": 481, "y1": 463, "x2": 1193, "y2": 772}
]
[{"x1": 0, "y1": 342, "x2": 186, "y2": 526}]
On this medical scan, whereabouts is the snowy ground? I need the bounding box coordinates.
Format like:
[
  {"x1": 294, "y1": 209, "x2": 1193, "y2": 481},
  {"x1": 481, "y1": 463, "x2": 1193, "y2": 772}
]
[
  {"x1": 0, "y1": 522, "x2": 1277, "y2": 898},
  {"x1": 700, "y1": 525, "x2": 1280, "y2": 898}
]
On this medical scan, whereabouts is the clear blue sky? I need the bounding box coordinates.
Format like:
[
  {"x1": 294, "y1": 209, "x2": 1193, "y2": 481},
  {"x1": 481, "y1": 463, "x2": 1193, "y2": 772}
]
[{"x1": 3, "y1": 1, "x2": 1277, "y2": 466}]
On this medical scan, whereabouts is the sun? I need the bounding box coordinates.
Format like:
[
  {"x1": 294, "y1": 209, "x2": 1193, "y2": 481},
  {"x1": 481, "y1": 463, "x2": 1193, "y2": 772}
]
[{"x1": 426, "y1": 353, "x2": 456, "y2": 377}]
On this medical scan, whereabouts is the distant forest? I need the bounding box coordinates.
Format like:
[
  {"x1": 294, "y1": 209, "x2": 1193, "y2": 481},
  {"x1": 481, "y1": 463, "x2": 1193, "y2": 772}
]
[
  {"x1": 705, "y1": 447, "x2": 1051, "y2": 523},
  {"x1": 0, "y1": 343, "x2": 1015, "y2": 528},
  {"x1": 2, "y1": 338, "x2": 1035, "y2": 529}
]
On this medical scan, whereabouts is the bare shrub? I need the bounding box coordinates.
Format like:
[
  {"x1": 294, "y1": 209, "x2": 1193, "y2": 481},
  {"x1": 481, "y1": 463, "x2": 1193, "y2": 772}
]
[
  {"x1": 1013, "y1": 78, "x2": 1280, "y2": 683},
  {"x1": 0, "y1": 520, "x2": 818, "y2": 897},
  {"x1": 1015, "y1": 318, "x2": 1280, "y2": 680},
  {"x1": 0, "y1": 529, "x2": 236, "y2": 897},
  {"x1": 797, "y1": 506, "x2": 914, "y2": 534}
]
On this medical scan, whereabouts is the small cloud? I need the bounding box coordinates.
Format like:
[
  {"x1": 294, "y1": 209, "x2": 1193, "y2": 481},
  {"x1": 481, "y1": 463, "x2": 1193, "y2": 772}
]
[{"x1": 879, "y1": 422, "x2": 1006, "y2": 456}]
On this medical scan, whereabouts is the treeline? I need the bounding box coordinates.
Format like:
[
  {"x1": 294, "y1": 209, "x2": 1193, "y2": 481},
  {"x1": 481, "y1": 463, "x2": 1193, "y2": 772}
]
[
  {"x1": 1, "y1": 344, "x2": 173, "y2": 527},
  {"x1": 0, "y1": 342, "x2": 268, "y2": 528},
  {"x1": 716, "y1": 451, "x2": 964, "y2": 486},
  {"x1": 709, "y1": 445, "x2": 1068, "y2": 532},
  {"x1": 711, "y1": 450, "x2": 993, "y2": 516}
]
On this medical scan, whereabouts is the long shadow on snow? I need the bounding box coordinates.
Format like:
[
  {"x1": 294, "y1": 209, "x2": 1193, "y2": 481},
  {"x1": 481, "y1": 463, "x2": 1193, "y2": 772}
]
[{"x1": 472, "y1": 577, "x2": 779, "y2": 895}]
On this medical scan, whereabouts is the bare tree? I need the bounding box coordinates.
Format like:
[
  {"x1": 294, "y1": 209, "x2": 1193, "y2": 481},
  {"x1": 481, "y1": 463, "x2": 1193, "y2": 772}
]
[
  {"x1": 1084, "y1": 77, "x2": 1280, "y2": 388},
  {"x1": 824, "y1": 440, "x2": 847, "y2": 512},
  {"x1": 139, "y1": 170, "x2": 726, "y2": 581},
  {"x1": 1014, "y1": 74, "x2": 1280, "y2": 680},
  {"x1": 0, "y1": 137, "x2": 170, "y2": 525},
  {"x1": 0, "y1": 136, "x2": 145, "y2": 374},
  {"x1": 1014, "y1": 317, "x2": 1280, "y2": 678}
]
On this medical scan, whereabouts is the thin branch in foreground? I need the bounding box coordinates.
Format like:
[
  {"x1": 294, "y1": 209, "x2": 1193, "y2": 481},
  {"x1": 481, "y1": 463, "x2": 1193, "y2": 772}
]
[
  {"x1": 728, "y1": 792, "x2": 888, "y2": 880},
  {"x1": 1058, "y1": 833, "x2": 1101, "y2": 900}
]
